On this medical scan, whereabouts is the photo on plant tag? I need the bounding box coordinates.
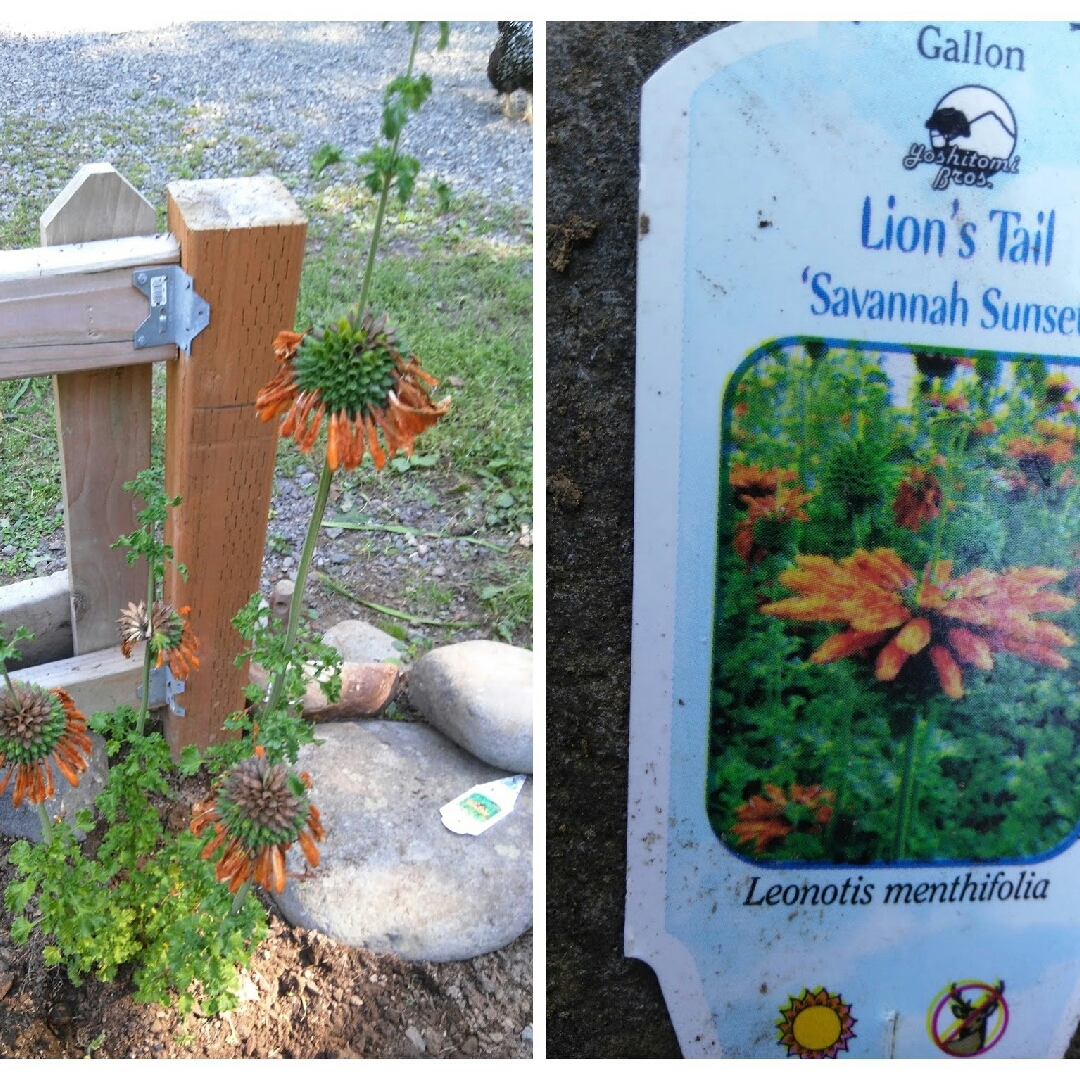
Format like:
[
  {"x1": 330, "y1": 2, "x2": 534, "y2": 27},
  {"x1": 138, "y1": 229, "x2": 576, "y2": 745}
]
[{"x1": 711, "y1": 337, "x2": 1080, "y2": 866}]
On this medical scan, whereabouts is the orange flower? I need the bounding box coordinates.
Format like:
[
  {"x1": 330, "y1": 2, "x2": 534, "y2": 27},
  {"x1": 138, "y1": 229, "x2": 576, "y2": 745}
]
[
  {"x1": 118, "y1": 600, "x2": 200, "y2": 681},
  {"x1": 0, "y1": 685, "x2": 93, "y2": 807},
  {"x1": 257, "y1": 310, "x2": 450, "y2": 472},
  {"x1": 761, "y1": 548, "x2": 1076, "y2": 699},
  {"x1": 729, "y1": 463, "x2": 798, "y2": 499},
  {"x1": 192, "y1": 755, "x2": 325, "y2": 894},
  {"x1": 730, "y1": 783, "x2": 834, "y2": 853},
  {"x1": 1035, "y1": 418, "x2": 1080, "y2": 444},
  {"x1": 893, "y1": 467, "x2": 942, "y2": 531},
  {"x1": 734, "y1": 485, "x2": 813, "y2": 564},
  {"x1": 927, "y1": 388, "x2": 969, "y2": 412},
  {"x1": 1005, "y1": 435, "x2": 1073, "y2": 468}
]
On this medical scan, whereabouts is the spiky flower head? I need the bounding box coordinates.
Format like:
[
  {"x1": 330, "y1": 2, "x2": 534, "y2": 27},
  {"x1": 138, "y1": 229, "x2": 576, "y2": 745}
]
[
  {"x1": 0, "y1": 684, "x2": 92, "y2": 806},
  {"x1": 821, "y1": 438, "x2": 893, "y2": 517},
  {"x1": 192, "y1": 754, "x2": 325, "y2": 894},
  {"x1": 118, "y1": 600, "x2": 200, "y2": 681},
  {"x1": 255, "y1": 308, "x2": 451, "y2": 471}
]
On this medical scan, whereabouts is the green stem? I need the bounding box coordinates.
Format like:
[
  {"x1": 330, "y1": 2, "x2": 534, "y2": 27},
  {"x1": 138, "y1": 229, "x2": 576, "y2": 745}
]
[
  {"x1": 263, "y1": 460, "x2": 334, "y2": 721},
  {"x1": 218, "y1": 879, "x2": 253, "y2": 941},
  {"x1": 893, "y1": 711, "x2": 920, "y2": 861},
  {"x1": 228, "y1": 879, "x2": 252, "y2": 919},
  {"x1": 136, "y1": 557, "x2": 156, "y2": 737},
  {"x1": 314, "y1": 571, "x2": 483, "y2": 628},
  {"x1": 926, "y1": 420, "x2": 966, "y2": 579},
  {"x1": 1, "y1": 660, "x2": 17, "y2": 703},
  {"x1": 36, "y1": 802, "x2": 53, "y2": 846},
  {"x1": 894, "y1": 705, "x2": 938, "y2": 861},
  {"x1": 355, "y1": 23, "x2": 421, "y2": 318}
]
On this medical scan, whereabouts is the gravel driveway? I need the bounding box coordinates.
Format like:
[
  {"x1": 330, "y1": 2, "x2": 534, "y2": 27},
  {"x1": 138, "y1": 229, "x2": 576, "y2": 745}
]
[{"x1": 0, "y1": 20, "x2": 531, "y2": 227}]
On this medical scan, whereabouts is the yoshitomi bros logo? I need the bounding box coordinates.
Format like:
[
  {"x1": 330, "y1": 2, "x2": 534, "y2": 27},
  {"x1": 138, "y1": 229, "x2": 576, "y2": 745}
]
[{"x1": 902, "y1": 85, "x2": 1020, "y2": 191}]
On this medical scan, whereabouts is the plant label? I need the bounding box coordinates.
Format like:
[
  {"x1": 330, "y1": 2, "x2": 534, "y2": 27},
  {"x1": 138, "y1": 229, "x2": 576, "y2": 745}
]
[{"x1": 629, "y1": 22, "x2": 1080, "y2": 1058}]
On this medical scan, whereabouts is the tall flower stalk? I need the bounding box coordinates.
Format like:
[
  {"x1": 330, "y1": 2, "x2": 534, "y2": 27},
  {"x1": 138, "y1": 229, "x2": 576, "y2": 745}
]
[
  {"x1": 113, "y1": 467, "x2": 196, "y2": 735},
  {"x1": 253, "y1": 23, "x2": 451, "y2": 733}
]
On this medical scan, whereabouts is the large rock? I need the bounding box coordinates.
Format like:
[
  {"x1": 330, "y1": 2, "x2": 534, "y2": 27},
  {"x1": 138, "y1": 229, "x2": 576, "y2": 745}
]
[
  {"x1": 408, "y1": 641, "x2": 532, "y2": 773},
  {"x1": 322, "y1": 619, "x2": 405, "y2": 665},
  {"x1": 276, "y1": 720, "x2": 532, "y2": 962},
  {"x1": 0, "y1": 733, "x2": 108, "y2": 843}
]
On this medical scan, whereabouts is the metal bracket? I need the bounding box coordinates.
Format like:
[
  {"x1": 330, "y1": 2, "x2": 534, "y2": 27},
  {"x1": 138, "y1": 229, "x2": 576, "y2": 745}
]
[
  {"x1": 132, "y1": 265, "x2": 210, "y2": 355},
  {"x1": 136, "y1": 664, "x2": 187, "y2": 716}
]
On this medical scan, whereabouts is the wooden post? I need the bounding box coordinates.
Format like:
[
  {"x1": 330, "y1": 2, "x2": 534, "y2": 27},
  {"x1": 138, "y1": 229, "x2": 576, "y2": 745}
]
[
  {"x1": 163, "y1": 177, "x2": 307, "y2": 753},
  {"x1": 40, "y1": 164, "x2": 158, "y2": 654}
]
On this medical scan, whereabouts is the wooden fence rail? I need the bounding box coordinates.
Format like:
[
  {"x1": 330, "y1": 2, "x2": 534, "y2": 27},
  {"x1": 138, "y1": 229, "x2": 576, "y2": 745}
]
[{"x1": 0, "y1": 163, "x2": 306, "y2": 753}]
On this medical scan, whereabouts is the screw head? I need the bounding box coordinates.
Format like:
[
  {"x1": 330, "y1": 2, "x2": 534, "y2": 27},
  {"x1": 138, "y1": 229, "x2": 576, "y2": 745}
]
[{"x1": 136, "y1": 272, "x2": 147, "y2": 284}]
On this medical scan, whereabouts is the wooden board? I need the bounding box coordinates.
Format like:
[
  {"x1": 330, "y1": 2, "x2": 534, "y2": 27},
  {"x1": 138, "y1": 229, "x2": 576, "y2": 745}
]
[
  {"x1": 163, "y1": 177, "x2": 307, "y2": 753},
  {"x1": 0, "y1": 234, "x2": 178, "y2": 375},
  {"x1": 0, "y1": 232, "x2": 177, "y2": 282},
  {"x1": 42, "y1": 164, "x2": 161, "y2": 655},
  {"x1": 0, "y1": 571, "x2": 73, "y2": 669},
  {"x1": 12, "y1": 641, "x2": 149, "y2": 719}
]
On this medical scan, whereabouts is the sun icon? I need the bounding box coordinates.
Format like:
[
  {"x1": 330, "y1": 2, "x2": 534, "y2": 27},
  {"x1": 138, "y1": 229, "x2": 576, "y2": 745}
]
[{"x1": 777, "y1": 986, "x2": 857, "y2": 1058}]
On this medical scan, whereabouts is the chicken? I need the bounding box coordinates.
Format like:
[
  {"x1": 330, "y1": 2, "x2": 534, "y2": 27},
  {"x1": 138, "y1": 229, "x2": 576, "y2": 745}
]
[{"x1": 487, "y1": 21, "x2": 532, "y2": 123}]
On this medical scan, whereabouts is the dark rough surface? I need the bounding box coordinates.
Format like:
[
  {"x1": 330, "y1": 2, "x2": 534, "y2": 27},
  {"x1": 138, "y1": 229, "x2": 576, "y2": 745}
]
[{"x1": 546, "y1": 22, "x2": 730, "y2": 1060}]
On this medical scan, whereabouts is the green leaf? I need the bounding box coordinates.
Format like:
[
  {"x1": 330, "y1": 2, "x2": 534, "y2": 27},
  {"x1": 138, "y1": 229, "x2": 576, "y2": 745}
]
[
  {"x1": 10, "y1": 915, "x2": 34, "y2": 944},
  {"x1": 74, "y1": 807, "x2": 96, "y2": 832},
  {"x1": 178, "y1": 745, "x2": 203, "y2": 777},
  {"x1": 310, "y1": 142, "x2": 344, "y2": 178},
  {"x1": 5, "y1": 877, "x2": 35, "y2": 913}
]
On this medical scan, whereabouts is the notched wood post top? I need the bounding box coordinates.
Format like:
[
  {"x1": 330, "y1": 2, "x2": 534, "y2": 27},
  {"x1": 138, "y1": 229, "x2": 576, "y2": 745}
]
[
  {"x1": 166, "y1": 176, "x2": 307, "y2": 231},
  {"x1": 40, "y1": 162, "x2": 158, "y2": 245}
]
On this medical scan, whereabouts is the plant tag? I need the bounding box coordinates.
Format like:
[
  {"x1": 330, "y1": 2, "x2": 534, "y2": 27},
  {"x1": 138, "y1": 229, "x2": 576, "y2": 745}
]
[
  {"x1": 631, "y1": 21, "x2": 1080, "y2": 1059},
  {"x1": 440, "y1": 775, "x2": 526, "y2": 836}
]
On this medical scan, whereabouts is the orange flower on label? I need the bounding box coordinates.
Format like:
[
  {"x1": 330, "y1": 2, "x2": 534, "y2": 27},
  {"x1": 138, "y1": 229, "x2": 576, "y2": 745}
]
[
  {"x1": 730, "y1": 782, "x2": 834, "y2": 853},
  {"x1": 729, "y1": 463, "x2": 798, "y2": 499},
  {"x1": 733, "y1": 485, "x2": 813, "y2": 564},
  {"x1": 892, "y1": 467, "x2": 942, "y2": 531},
  {"x1": 761, "y1": 548, "x2": 1076, "y2": 699},
  {"x1": 1006, "y1": 434, "x2": 1073, "y2": 468}
]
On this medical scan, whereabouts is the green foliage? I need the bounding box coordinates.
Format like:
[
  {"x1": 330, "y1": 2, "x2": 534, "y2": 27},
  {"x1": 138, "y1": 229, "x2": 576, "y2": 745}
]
[
  {"x1": 0, "y1": 623, "x2": 33, "y2": 669},
  {"x1": 712, "y1": 340, "x2": 1080, "y2": 864},
  {"x1": 6, "y1": 706, "x2": 265, "y2": 1010},
  {"x1": 219, "y1": 593, "x2": 339, "y2": 768},
  {"x1": 310, "y1": 142, "x2": 344, "y2": 178},
  {"x1": 111, "y1": 465, "x2": 186, "y2": 585}
]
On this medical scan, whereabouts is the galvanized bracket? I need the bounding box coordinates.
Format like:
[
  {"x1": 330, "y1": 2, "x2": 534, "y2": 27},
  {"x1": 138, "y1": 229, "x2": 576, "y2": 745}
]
[
  {"x1": 136, "y1": 664, "x2": 187, "y2": 716},
  {"x1": 132, "y1": 265, "x2": 210, "y2": 355}
]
